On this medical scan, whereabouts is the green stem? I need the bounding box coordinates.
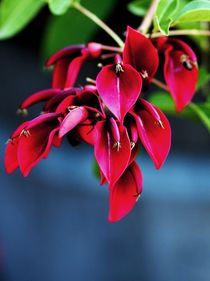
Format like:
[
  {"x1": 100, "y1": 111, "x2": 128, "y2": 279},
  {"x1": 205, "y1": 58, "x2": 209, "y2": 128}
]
[
  {"x1": 72, "y1": 2, "x2": 124, "y2": 48},
  {"x1": 188, "y1": 103, "x2": 210, "y2": 133},
  {"x1": 152, "y1": 78, "x2": 169, "y2": 91},
  {"x1": 151, "y1": 29, "x2": 210, "y2": 38},
  {"x1": 138, "y1": 0, "x2": 159, "y2": 34}
]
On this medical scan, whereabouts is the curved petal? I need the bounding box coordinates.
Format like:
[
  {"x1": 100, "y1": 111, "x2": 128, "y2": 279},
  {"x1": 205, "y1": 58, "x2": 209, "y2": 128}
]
[
  {"x1": 5, "y1": 121, "x2": 29, "y2": 174},
  {"x1": 46, "y1": 45, "x2": 85, "y2": 66},
  {"x1": 94, "y1": 121, "x2": 131, "y2": 185},
  {"x1": 132, "y1": 105, "x2": 171, "y2": 169},
  {"x1": 108, "y1": 161, "x2": 143, "y2": 223},
  {"x1": 17, "y1": 122, "x2": 59, "y2": 177},
  {"x1": 76, "y1": 119, "x2": 96, "y2": 145},
  {"x1": 5, "y1": 140, "x2": 19, "y2": 174},
  {"x1": 123, "y1": 26, "x2": 159, "y2": 80},
  {"x1": 19, "y1": 89, "x2": 61, "y2": 110},
  {"x1": 164, "y1": 47, "x2": 198, "y2": 112},
  {"x1": 65, "y1": 53, "x2": 89, "y2": 88},
  {"x1": 59, "y1": 107, "x2": 88, "y2": 138},
  {"x1": 52, "y1": 58, "x2": 71, "y2": 89},
  {"x1": 96, "y1": 64, "x2": 142, "y2": 122}
]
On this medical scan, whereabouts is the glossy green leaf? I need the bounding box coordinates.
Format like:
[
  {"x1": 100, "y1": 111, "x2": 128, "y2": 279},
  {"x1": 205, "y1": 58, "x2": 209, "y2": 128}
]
[
  {"x1": 153, "y1": 0, "x2": 179, "y2": 35},
  {"x1": 0, "y1": 0, "x2": 45, "y2": 39},
  {"x1": 47, "y1": 0, "x2": 77, "y2": 15},
  {"x1": 149, "y1": 91, "x2": 210, "y2": 132},
  {"x1": 42, "y1": 0, "x2": 117, "y2": 59},
  {"x1": 127, "y1": 0, "x2": 150, "y2": 17},
  {"x1": 173, "y1": 0, "x2": 210, "y2": 24}
]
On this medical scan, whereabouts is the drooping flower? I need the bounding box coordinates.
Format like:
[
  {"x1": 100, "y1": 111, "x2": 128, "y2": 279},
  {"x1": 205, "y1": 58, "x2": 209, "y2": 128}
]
[
  {"x1": 5, "y1": 25, "x2": 174, "y2": 223},
  {"x1": 131, "y1": 99, "x2": 171, "y2": 169},
  {"x1": 155, "y1": 37, "x2": 198, "y2": 112},
  {"x1": 96, "y1": 54, "x2": 142, "y2": 123},
  {"x1": 123, "y1": 26, "x2": 159, "y2": 86},
  {"x1": 108, "y1": 161, "x2": 143, "y2": 223},
  {"x1": 5, "y1": 113, "x2": 61, "y2": 176}
]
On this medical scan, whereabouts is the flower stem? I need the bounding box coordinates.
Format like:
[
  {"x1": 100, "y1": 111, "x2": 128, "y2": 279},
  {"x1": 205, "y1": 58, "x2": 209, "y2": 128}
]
[
  {"x1": 138, "y1": 0, "x2": 159, "y2": 34},
  {"x1": 72, "y1": 2, "x2": 124, "y2": 48},
  {"x1": 151, "y1": 29, "x2": 210, "y2": 38},
  {"x1": 152, "y1": 78, "x2": 169, "y2": 91}
]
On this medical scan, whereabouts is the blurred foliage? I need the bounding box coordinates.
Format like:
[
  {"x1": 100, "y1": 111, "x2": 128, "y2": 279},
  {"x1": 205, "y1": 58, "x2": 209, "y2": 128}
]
[
  {"x1": 0, "y1": 0, "x2": 45, "y2": 39},
  {"x1": 149, "y1": 91, "x2": 210, "y2": 132},
  {"x1": 41, "y1": 0, "x2": 117, "y2": 59}
]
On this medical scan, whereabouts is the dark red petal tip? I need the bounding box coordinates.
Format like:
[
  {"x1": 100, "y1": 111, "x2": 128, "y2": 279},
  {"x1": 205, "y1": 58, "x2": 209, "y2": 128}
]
[
  {"x1": 123, "y1": 26, "x2": 159, "y2": 80},
  {"x1": 108, "y1": 161, "x2": 143, "y2": 223}
]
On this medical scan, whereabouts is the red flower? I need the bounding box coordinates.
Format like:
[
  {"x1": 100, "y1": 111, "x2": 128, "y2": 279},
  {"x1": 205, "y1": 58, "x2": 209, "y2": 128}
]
[
  {"x1": 46, "y1": 43, "x2": 103, "y2": 89},
  {"x1": 130, "y1": 99, "x2": 171, "y2": 169},
  {"x1": 155, "y1": 37, "x2": 198, "y2": 112},
  {"x1": 5, "y1": 26, "x2": 174, "y2": 222},
  {"x1": 108, "y1": 161, "x2": 143, "y2": 223},
  {"x1": 123, "y1": 26, "x2": 159, "y2": 85},
  {"x1": 5, "y1": 113, "x2": 61, "y2": 176},
  {"x1": 96, "y1": 54, "x2": 142, "y2": 123}
]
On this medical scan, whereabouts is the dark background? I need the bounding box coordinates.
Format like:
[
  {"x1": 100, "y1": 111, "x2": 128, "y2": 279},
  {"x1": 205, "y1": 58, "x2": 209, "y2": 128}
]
[{"x1": 0, "y1": 2, "x2": 210, "y2": 281}]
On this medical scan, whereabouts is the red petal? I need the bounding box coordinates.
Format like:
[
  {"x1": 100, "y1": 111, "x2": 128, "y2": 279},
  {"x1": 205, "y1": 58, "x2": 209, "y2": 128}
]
[
  {"x1": 65, "y1": 53, "x2": 89, "y2": 88},
  {"x1": 76, "y1": 119, "x2": 96, "y2": 145},
  {"x1": 17, "y1": 122, "x2": 58, "y2": 176},
  {"x1": 132, "y1": 105, "x2": 171, "y2": 169},
  {"x1": 94, "y1": 121, "x2": 131, "y2": 185},
  {"x1": 5, "y1": 121, "x2": 29, "y2": 174},
  {"x1": 52, "y1": 58, "x2": 70, "y2": 89},
  {"x1": 26, "y1": 113, "x2": 60, "y2": 130},
  {"x1": 46, "y1": 45, "x2": 85, "y2": 66},
  {"x1": 79, "y1": 90, "x2": 105, "y2": 117},
  {"x1": 108, "y1": 161, "x2": 143, "y2": 223},
  {"x1": 59, "y1": 107, "x2": 88, "y2": 138},
  {"x1": 44, "y1": 88, "x2": 78, "y2": 112},
  {"x1": 96, "y1": 64, "x2": 142, "y2": 122},
  {"x1": 19, "y1": 89, "x2": 61, "y2": 110},
  {"x1": 5, "y1": 141, "x2": 19, "y2": 174},
  {"x1": 123, "y1": 26, "x2": 159, "y2": 80},
  {"x1": 164, "y1": 47, "x2": 198, "y2": 111}
]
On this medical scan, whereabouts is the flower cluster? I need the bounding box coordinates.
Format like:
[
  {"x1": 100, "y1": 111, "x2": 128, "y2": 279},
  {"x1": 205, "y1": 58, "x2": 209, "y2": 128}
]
[{"x1": 5, "y1": 26, "x2": 198, "y2": 222}]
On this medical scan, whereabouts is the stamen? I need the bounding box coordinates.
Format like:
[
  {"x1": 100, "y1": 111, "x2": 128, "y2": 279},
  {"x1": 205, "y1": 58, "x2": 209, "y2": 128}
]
[
  {"x1": 133, "y1": 192, "x2": 141, "y2": 202},
  {"x1": 5, "y1": 138, "x2": 12, "y2": 144},
  {"x1": 67, "y1": 105, "x2": 77, "y2": 112},
  {"x1": 130, "y1": 142, "x2": 136, "y2": 150},
  {"x1": 158, "y1": 120, "x2": 165, "y2": 129},
  {"x1": 154, "y1": 120, "x2": 164, "y2": 129},
  {"x1": 86, "y1": 77, "x2": 96, "y2": 84},
  {"x1": 97, "y1": 63, "x2": 103, "y2": 68},
  {"x1": 180, "y1": 54, "x2": 196, "y2": 71},
  {"x1": 115, "y1": 63, "x2": 124, "y2": 74},
  {"x1": 17, "y1": 108, "x2": 28, "y2": 116},
  {"x1": 113, "y1": 141, "x2": 121, "y2": 151},
  {"x1": 95, "y1": 112, "x2": 100, "y2": 118},
  {"x1": 20, "y1": 129, "x2": 31, "y2": 138},
  {"x1": 140, "y1": 70, "x2": 148, "y2": 79}
]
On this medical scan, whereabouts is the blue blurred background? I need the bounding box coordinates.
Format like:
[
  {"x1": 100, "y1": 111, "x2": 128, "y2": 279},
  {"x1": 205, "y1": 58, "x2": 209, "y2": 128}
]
[{"x1": 0, "y1": 1, "x2": 210, "y2": 281}]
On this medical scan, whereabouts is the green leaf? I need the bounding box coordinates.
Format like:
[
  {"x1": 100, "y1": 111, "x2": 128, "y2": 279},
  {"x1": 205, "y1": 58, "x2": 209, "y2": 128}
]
[
  {"x1": 197, "y1": 67, "x2": 210, "y2": 91},
  {"x1": 149, "y1": 91, "x2": 210, "y2": 132},
  {"x1": 188, "y1": 102, "x2": 210, "y2": 132},
  {"x1": 153, "y1": 0, "x2": 179, "y2": 35},
  {"x1": 92, "y1": 158, "x2": 100, "y2": 180},
  {"x1": 47, "y1": 0, "x2": 77, "y2": 15},
  {"x1": 127, "y1": 0, "x2": 150, "y2": 17},
  {"x1": 42, "y1": 0, "x2": 117, "y2": 59},
  {"x1": 0, "y1": 0, "x2": 45, "y2": 39},
  {"x1": 173, "y1": 0, "x2": 210, "y2": 24}
]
